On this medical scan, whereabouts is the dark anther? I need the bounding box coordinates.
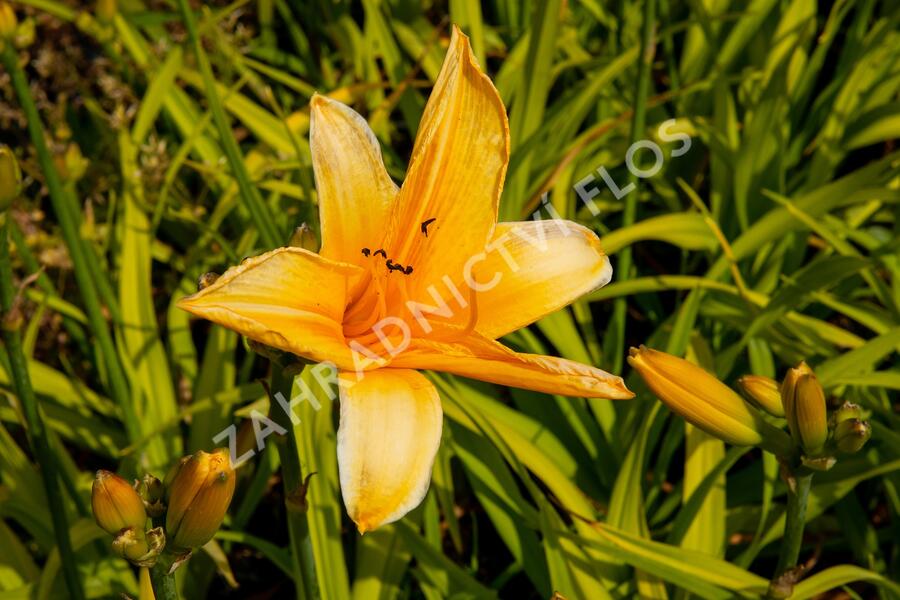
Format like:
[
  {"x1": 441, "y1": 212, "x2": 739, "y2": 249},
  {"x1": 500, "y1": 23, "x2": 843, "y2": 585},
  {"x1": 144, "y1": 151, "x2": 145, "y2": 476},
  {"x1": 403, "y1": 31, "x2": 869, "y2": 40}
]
[
  {"x1": 386, "y1": 259, "x2": 404, "y2": 273},
  {"x1": 404, "y1": 265, "x2": 414, "y2": 275},
  {"x1": 373, "y1": 249, "x2": 387, "y2": 258},
  {"x1": 361, "y1": 248, "x2": 371, "y2": 257},
  {"x1": 420, "y1": 218, "x2": 437, "y2": 237}
]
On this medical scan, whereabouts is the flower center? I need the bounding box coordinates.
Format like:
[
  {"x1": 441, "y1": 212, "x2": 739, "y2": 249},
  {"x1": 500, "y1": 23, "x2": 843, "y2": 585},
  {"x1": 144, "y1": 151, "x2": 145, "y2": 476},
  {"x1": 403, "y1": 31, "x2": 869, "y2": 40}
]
[
  {"x1": 341, "y1": 246, "x2": 414, "y2": 341},
  {"x1": 341, "y1": 218, "x2": 479, "y2": 353}
]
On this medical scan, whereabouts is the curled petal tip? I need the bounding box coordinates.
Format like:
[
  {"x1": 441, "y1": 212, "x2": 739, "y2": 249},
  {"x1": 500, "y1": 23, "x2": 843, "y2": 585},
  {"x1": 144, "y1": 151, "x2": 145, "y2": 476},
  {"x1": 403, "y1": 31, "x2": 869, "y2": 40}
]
[
  {"x1": 310, "y1": 92, "x2": 327, "y2": 110},
  {"x1": 615, "y1": 385, "x2": 636, "y2": 400}
]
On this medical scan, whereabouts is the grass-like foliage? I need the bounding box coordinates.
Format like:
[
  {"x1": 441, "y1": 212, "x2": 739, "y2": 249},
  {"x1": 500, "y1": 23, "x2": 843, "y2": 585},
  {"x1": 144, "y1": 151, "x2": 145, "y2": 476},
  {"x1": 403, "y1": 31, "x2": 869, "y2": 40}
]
[{"x1": 0, "y1": 0, "x2": 898, "y2": 598}]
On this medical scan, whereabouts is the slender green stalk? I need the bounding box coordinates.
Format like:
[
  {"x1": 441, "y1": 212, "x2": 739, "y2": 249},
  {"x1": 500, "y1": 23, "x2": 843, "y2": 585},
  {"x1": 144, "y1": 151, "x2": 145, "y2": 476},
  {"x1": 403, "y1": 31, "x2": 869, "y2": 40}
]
[
  {"x1": 0, "y1": 215, "x2": 84, "y2": 599},
  {"x1": 0, "y1": 43, "x2": 141, "y2": 443},
  {"x1": 175, "y1": 0, "x2": 282, "y2": 249},
  {"x1": 607, "y1": 0, "x2": 656, "y2": 374},
  {"x1": 149, "y1": 552, "x2": 179, "y2": 600},
  {"x1": 774, "y1": 470, "x2": 813, "y2": 576},
  {"x1": 270, "y1": 366, "x2": 318, "y2": 600}
]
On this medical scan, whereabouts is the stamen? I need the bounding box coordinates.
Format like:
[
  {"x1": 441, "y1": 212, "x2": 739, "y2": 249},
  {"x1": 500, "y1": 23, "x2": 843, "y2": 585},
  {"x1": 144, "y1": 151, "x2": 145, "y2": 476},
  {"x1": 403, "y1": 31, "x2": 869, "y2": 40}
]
[
  {"x1": 361, "y1": 248, "x2": 371, "y2": 257},
  {"x1": 373, "y1": 249, "x2": 387, "y2": 258},
  {"x1": 404, "y1": 265, "x2": 413, "y2": 275},
  {"x1": 420, "y1": 218, "x2": 436, "y2": 237}
]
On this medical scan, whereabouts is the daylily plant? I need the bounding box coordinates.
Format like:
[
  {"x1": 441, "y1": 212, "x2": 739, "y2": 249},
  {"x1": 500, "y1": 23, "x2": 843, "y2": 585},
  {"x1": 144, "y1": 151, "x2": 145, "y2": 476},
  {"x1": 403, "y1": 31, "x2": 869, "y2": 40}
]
[{"x1": 178, "y1": 26, "x2": 632, "y2": 533}]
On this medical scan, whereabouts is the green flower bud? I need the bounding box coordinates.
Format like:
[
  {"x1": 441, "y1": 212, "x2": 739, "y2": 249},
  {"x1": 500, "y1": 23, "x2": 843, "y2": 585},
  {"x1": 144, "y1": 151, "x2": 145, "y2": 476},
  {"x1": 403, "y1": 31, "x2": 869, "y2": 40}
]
[
  {"x1": 165, "y1": 449, "x2": 236, "y2": 551},
  {"x1": 737, "y1": 375, "x2": 785, "y2": 417},
  {"x1": 832, "y1": 402, "x2": 862, "y2": 425},
  {"x1": 782, "y1": 363, "x2": 828, "y2": 457},
  {"x1": 111, "y1": 526, "x2": 165, "y2": 567},
  {"x1": 92, "y1": 470, "x2": 147, "y2": 536},
  {"x1": 136, "y1": 474, "x2": 166, "y2": 518},
  {"x1": 55, "y1": 143, "x2": 88, "y2": 183},
  {"x1": 111, "y1": 528, "x2": 149, "y2": 562},
  {"x1": 834, "y1": 418, "x2": 871, "y2": 455},
  {"x1": 0, "y1": 146, "x2": 21, "y2": 210}
]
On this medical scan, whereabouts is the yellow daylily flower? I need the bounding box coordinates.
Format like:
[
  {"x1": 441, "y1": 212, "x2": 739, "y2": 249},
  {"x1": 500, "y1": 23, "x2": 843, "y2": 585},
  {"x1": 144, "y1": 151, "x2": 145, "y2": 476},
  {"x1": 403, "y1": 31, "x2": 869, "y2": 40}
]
[{"x1": 178, "y1": 26, "x2": 632, "y2": 533}]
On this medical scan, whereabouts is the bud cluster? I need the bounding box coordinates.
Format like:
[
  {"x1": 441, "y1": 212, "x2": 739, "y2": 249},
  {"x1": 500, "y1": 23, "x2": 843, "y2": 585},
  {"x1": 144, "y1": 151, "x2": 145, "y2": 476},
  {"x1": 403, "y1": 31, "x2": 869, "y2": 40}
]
[
  {"x1": 739, "y1": 362, "x2": 872, "y2": 468},
  {"x1": 628, "y1": 347, "x2": 872, "y2": 464},
  {"x1": 91, "y1": 449, "x2": 236, "y2": 568}
]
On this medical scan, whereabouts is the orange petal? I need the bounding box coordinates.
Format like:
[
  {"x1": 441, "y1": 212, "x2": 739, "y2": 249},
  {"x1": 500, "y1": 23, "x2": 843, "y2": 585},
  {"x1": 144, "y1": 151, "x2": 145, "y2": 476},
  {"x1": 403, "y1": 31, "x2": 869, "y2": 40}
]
[
  {"x1": 391, "y1": 331, "x2": 633, "y2": 399},
  {"x1": 337, "y1": 368, "x2": 443, "y2": 533},
  {"x1": 177, "y1": 248, "x2": 357, "y2": 367},
  {"x1": 310, "y1": 94, "x2": 399, "y2": 266},
  {"x1": 471, "y1": 219, "x2": 612, "y2": 339},
  {"x1": 383, "y1": 25, "x2": 509, "y2": 306}
]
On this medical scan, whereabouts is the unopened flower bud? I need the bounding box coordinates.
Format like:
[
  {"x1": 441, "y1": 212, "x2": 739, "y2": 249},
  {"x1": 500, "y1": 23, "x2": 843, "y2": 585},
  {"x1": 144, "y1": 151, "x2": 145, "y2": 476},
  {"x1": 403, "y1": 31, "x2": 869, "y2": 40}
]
[
  {"x1": 0, "y1": 2, "x2": 16, "y2": 40},
  {"x1": 111, "y1": 526, "x2": 165, "y2": 567},
  {"x1": 782, "y1": 363, "x2": 828, "y2": 457},
  {"x1": 111, "y1": 528, "x2": 150, "y2": 562},
  {"x1": 834, "y1": 418, "x2": 871, "y2": 454},
  {"x1": 780, "y1": 361, "x2": 812, "y2": 410},
  {"x1": 628, "y1": 346, "x2": 792, "y2": 456},
  {"x1": 832, "y1": 402, "x2": 862, "y2": 425},
  {"x1": 165, "y1": 449, "x2": 236, "y2": 551},
  {"x1": 0, "y1": 145, "x2": 21, "y2": 210},
  {"x1": 737, "y1": 375, "x2": 784, "y2": 417},
  {"x1": 136, "y1": 474, "x2": 166, "y2": 518},
  {"x1": 289, "y1": 223, "x2": 319, "y2": 252},
  {"x1": 54, "y1": 143, "x2": 88, "y2": 183},
  {"x1": 92, "y1": 470, "x2": 147, "y2": 536},
  {"x1": 96, "y1": 0, "x2": 117, "y2": 22}
]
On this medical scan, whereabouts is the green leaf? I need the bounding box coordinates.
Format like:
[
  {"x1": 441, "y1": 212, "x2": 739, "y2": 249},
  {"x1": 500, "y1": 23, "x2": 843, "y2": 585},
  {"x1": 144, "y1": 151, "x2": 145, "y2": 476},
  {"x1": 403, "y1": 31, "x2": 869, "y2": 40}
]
[{"x1": 791, "y1": 565, "x2": 900, "y2": 599}]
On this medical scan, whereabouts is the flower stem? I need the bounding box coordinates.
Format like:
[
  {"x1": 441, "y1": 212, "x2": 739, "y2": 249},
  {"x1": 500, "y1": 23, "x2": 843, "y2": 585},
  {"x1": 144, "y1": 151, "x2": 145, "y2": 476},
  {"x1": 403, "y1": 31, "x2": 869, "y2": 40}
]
[
  {"x1": 0, "y1": 217, "x2": 84, "y2": 597},
  {"x1": 149, "y1": 553, "x2": 179, "y2": 600},
  {"x1": 270, "y1": 366, "x2": 318, "y2": 600},
  {"x1": 775, "y1": 469, "x2": 813, "y2": 576}
]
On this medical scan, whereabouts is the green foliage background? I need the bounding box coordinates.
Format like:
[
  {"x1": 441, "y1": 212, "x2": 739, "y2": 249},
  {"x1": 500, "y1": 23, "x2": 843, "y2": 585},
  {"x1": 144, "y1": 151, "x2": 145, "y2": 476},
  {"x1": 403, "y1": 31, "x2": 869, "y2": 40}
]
[{"x1": 0, "y1": 0, "x2": 898, "y2": 598}]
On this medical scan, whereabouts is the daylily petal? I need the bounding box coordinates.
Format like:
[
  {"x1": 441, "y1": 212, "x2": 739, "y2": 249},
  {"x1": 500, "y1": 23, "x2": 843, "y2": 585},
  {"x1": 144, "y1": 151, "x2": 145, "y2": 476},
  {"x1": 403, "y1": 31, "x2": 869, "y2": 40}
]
[
  {"x1": 177, "y1": 248, "x2": 358, "y2": 367},
  {"x1": 310, "y1": 94, "x2": 399, "y2": 266},
  {"x1": 392, "y1": 331, "x2": 633, "y2": 399},
  {"x1": 337, "y1": 368, "x2": 442, "y2": 533},
  {"x1": 471, "y1": 219, "x2": 613, "y2": 339},
  {"x1": 384, "y1": 25, "x2": 509, "y2": 305}
]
